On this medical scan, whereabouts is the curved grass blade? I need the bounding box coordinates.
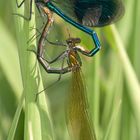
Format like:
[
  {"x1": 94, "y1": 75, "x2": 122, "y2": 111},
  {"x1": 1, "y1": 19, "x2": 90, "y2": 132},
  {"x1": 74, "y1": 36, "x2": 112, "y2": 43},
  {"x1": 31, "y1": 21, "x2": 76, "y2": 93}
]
[
  {"x1": 103, "y1": 25, "x2": 140, "y2": 136},
  {"x1": 11, "y1": 0, "x2": 55, "y2": 139}
]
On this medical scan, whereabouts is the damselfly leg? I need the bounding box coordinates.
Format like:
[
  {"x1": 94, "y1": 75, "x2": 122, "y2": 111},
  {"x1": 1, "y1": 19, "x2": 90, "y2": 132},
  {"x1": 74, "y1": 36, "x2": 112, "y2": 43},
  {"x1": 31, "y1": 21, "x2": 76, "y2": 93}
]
[
  {"x1": 15, "y1": 0, "x2": 33, "y2": 20},
  {"x1": 16, "y1": 0, "x2": 25, "y2": 8}
]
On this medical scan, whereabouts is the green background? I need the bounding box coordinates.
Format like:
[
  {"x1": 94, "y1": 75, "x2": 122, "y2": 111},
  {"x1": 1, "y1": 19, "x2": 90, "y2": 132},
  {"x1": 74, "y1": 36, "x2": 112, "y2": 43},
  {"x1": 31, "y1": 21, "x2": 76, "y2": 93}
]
[{"x1": 0, "y1": 0, "x2": 140, "y2": 140}]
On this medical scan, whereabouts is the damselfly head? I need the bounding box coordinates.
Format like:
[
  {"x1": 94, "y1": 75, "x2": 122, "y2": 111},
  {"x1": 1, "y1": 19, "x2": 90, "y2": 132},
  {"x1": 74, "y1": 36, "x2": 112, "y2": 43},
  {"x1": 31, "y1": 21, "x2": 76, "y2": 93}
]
[
  {"x1": 74, "y1": 38, "x2": 81, "y2": 44},
  {"x1": 66, "y1": 38, "x2": 81, "y2": 47}
]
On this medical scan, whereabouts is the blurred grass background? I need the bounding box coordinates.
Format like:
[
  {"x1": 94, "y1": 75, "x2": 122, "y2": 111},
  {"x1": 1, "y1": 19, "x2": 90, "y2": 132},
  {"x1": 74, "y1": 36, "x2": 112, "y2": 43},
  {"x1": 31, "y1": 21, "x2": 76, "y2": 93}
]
[{"x1": 0, "y1": 0, "x2": 140, "y2": 140}]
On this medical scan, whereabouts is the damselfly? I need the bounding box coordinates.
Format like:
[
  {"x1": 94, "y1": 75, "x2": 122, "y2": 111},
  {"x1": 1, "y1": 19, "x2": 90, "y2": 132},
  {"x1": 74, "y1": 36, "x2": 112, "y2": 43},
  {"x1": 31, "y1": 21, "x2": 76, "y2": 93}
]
[{"x1": 38, "y1": 35, "x2": 97, "y2": 140}]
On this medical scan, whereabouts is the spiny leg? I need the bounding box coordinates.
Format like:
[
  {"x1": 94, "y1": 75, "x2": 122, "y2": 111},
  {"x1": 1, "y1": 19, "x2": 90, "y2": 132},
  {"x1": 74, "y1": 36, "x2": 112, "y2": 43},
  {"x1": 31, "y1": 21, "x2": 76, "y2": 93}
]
[
  {"x1": 36, "y1": 5, "x2": 54, "y2": 71},
  {"x1": 37, "y1": 5, "x2": 71, "y2": 74},
  {"x1": 35, "y1": 56, "x2": 66, "y2": 101},
  {"x1": 14, "y1": 0, "x2": 32, "y2": 20},
  {"x1": 29, "y1": 47, "x2": 67, "y2": 66},
  {"x1": 28, "y1": 26, "x2": 67, "y2": 46},
  {"x1": 27, "y1": 25, "x2": 46, "y2": 44},
  {"x1": 16, "y1": 0, "x2": 25, "y2": 8}
]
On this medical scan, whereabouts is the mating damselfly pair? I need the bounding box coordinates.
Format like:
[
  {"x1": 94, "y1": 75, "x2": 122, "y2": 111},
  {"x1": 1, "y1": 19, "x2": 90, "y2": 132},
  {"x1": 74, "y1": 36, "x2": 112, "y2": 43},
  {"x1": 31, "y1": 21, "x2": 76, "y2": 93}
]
[
  {"x1": 16, "y1": 0, "x2": 124, "y2": 74},
  {"x1": 15, "y1": 0, "x2": 124, "y2": 140}
]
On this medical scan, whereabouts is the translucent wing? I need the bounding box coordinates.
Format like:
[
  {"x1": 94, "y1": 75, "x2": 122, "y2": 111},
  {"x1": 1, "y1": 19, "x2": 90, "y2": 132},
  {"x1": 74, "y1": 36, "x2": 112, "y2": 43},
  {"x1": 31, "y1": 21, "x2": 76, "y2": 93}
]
[
  {"x1": 52, "y1": 0, "x2": 125, "y2": 27},
  {"x1": 52, "y1": 0, "x2": 78, "y2": 22},
  {"x1": 66, "y1": 67, "x2": 96, "y2": 140}
]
